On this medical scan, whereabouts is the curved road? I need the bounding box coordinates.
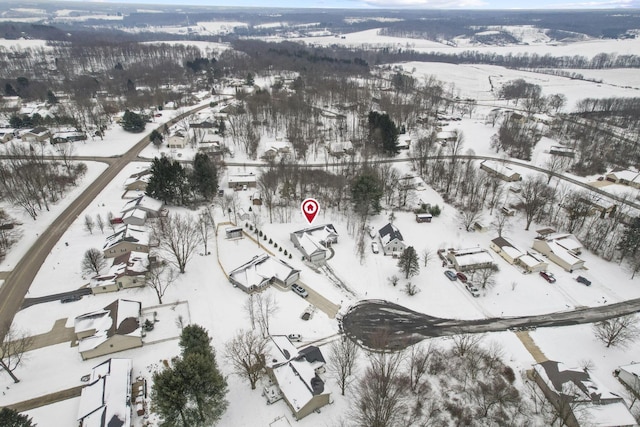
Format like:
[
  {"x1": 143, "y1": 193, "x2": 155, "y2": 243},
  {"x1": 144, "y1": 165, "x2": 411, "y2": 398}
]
[
  {"x1": 342, "y1": 299, "x2": 640, "y2": 351},
  {"x1": 0, "y1": 103, "x2": 210, "y2": 334}
]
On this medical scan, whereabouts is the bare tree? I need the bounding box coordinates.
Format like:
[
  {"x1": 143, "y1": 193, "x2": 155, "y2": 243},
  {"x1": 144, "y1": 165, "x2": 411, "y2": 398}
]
[
  {"x1": 458, "y1": 202, "x2": 483, "y2": 232},
  {"x1": 107, "y1": 211, "x2": 117, "y2": 232},
  {"x1": 224, "y1": 329, "x2": 268, "y2": 390},
  {"x1": 198, "y1": 211, "x2": 213, "y2": 255},
  {"x1": 518, "y1": 176, "x2": 554, "y2": 231},
  {"x1": 145, "y1": 261, "x2": 177, "y2": 304},
  {"x1": 593, "y1": 315, "x2": 640, "y2": 348},
  {"x1": 351, "y1": 349, "x2": 408, "y2": 427},
  {"x1": 0, "y1": 323, "x2": 34, "y2": 383},
  {"x1": 451, "y1": 333, "x2": 484, "y2": 357},
  {"x1": 470, "y1": 266, "x2": 498, "y2": 290},
  {"x1": 407, "y1": 341, "x2": 435, "y2": 393},
  {"x1": 254, "y1": 293, "x2": 278, "y2": 338},
  {"x1": 81, "y1": 248, "x2": 107, "y2": 276},
  {"x1": 328, "y1": 337, "x2": 360, "y2": 396},
  {"x1": 491, "y1": 211, "x2": 512, "y2": 238},
  {"x1": 84, "y1": 214, "x2": 95, "y2": 234},
  {"x1": 152, "y1": 213, "x2": 203, "y2": 273},
  {"x1": 421, "y1": 248, "x2": 434, "y2": 268},
  {"x1": 95, "y1": 213, "x2": 105, "y2": 234}
]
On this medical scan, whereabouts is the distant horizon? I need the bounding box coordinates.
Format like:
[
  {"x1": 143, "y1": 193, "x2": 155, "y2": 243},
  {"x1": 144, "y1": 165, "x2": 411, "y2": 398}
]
[{"x1": 19, "y1": 0, "x2": 640, "y2": 10}]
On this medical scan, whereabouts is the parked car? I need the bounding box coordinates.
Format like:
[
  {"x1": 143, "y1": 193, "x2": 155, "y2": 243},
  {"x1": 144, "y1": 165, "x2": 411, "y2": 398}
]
[
  {"x1": 287, "y1": 333, "x2": 302, "y2": 342},
  {"x1": 291, "y1": 283, "x2": 309, "y2": 298},
  {"x1": 444, "y1": 270, "x2": 457, "y2": 281},
  {"x1": 540, "y1": 271, "x2": 556, "y2": 283},
  {"x1": 456, "y1": 272, "x2": 468, "y2": 282},
  {"x1": 60, "y1": 294, "x2": 82, "y2": 303},
  {"x1": 371, "y1": 242, "x2": 379, "y2": 254},
  {"x1": 576, "y1": 276, "x2": 592, "y2": 286},
  {"x1": 465, "y1": 283, "x2": 480, "y2": 297}
]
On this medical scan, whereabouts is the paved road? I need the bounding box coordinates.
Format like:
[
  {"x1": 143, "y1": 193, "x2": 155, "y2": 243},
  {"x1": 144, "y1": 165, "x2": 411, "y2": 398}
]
[
  {"x1": 341, "y1": 299, "x2": 640, "y2": 350},
  {"x1": 0, "y1": 103, "x2": 210, "y2": 337}
]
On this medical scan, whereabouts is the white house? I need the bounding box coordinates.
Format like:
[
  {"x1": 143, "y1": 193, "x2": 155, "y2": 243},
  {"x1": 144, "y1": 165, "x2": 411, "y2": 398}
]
[
  {"x1": 290, "y1": 224, "x2": 338, "y2": 264},
  {"x1": 378, "y1": 223, "x2": 406, "y2": 256},
  {"x1": 167, "y1": 132, "x2": 186, "y2": 149},
  {"x1": 617, "y1": 363, "x2": 640, "y2": 396},
  {"x1": 74, "y1": 299, "x2": 142, "y2": 360},
  {"x1": 228, "y1": 254, "x2": 300, "y2": 293},
  {"x1": 77, "y1": 358, "x2": 133, "y2": 427},
  {"x1": 490, "y1": 237, "x2": 548, "y2": 273},
  {"x1": 265, "y1": 335, "x2": 331, "y2": 420},
  {"x1": 121, "y1": 208, "x2": 147, "y2": 226},
  {"x1": 121, "y1": 195, "x2": 164, "y2": 218},
  {"x1": 532, "y1": 232, "x2": 585, "y2": 272},
  {"x1": 447, "y1": 247, "x2": 495, "y2": 272},
  {"x1": 532, "y1": 360, "x2": 636, "y2": 427},
  {"x1": 480, "y1": 160, "x2": 522, "y2": 182}
]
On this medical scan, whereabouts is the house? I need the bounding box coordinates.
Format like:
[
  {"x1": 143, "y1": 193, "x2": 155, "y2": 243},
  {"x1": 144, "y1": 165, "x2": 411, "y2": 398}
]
[
  {"x1": 228, "y1": 254, "x2": 300, "y2": 293},
  {"x1": 436, "y1": 130, "x2": 457, "y2": 145},
  {"x1": 446, "y1": 247, "x2": 495, "y2": 272},
  {"x1": 616, "y1": 363, "x2": 640, "y2": 395},
  {"x1": 252, "y1": 192, "x2": 262, "y2": 206},
  {"x1": 167, "y1": 132, "x2": 186, "y2": 149},
  {"x1": 74, "y1": 299, "x2": 143, "y2": 360},
  {"x1": 121, "y1": 195, "x2": 164, "y2": 218},
  {"x1": 52, "y1": 130, "x2": 87, "y2": 144},
  {"x1": 378, "y1": 223, "x2": 406, "y2": 256},
  {"x1": 0, "y1": 128, "x2": 15, "y2": 143},
  {"x1": 327, "y1": 141, "x2": 354, "y2": 157},
  {"x1": 480, "y1": 160, "x2": 522, "y2": 182},
  {"x1": 228, "y1": 173, "x2": 257, "y2": 189},
  {"x1": 532, "y1": 360, "x2": 636, "y2": 427},
  {"x1": 237, "y1": 208, "x2": 250, "y2": 222},
  {"x1": 491, "y1": 237, "x2": 548, "y2": 272},
  {"x1": 121, "y1": 208, "x2": 147, "y2": 226},
  {"x1": 77, "y1": 358, "x2": 133, "y2": 427},
  {"x1": 532, "y1": 231, "x2": 585, "y2": 272},
  {"x1": 21, "y1": 126, "x2": 50, "y2": 143},
  {"x1": 549, "y1": 145, "x2": 576, "y2": 158},
  {"x1": 124, "y1": 169, "x2": 152, "y2": 191},
  {"x1": 415, "y1": 213, "x2": 432, "y2": 223},
  {"x1": 265, "y1": 336, "x2": 331, "y2": 420},
  {"x1": 606, "y1": 169, "x2": 640, "y2": 189},
  {"x1": 103, "y1": 225, "x2": 151, "y2": 258},
  {"x1": 90, "y1": 251, "x2": 149, "y2": 294},
  {"x1": 290, "y1": 224, "x2": 338, "y2": 265}
]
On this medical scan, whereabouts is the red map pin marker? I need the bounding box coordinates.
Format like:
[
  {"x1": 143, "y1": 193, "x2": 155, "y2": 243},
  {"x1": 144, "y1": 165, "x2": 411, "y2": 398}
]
[{"x1": 301, "y1": 198, "x2": 319, "y2": 224}]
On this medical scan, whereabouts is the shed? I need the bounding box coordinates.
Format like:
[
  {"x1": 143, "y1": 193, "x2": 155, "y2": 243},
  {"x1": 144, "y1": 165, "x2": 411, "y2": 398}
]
[
  {"x1": 225, "y1": 227, "x2": 243, "y2": 239},
  {"x1": 415, "y1": 213, "x2": 433, "y2": 223}
]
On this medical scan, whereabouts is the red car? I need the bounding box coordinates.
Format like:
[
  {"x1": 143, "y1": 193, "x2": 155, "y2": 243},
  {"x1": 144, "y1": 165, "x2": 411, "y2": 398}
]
[
  {"x1": 456, "y1": 272, "x2": 468, "y2": 282},
  {"x1": 540, "y1": 271, "x2": 556, "y2": 283}
]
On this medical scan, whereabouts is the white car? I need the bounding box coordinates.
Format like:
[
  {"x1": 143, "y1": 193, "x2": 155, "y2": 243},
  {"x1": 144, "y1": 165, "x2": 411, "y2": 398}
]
[
  {"x1": 291, "y1": 283, "x2": 309, "y2": 298},
  {"x1": 371, "y1": 242, "x2": 379, "y2": 254},
  {"x1": 465, "y1": 283, "x2": 480, "y2": 298}
]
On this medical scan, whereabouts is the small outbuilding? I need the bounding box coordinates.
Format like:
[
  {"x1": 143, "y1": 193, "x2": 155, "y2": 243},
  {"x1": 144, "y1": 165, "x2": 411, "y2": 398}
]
[{"x1": 415, "y1": 213, "x2": 433, "y2": 223}]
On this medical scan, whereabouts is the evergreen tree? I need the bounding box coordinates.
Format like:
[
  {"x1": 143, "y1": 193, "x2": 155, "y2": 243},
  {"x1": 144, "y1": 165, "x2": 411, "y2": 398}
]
[
  {"x1": 368, "y1": 111, "x2": 400, "y2": 155},
  {"x1": 152, "y1": 364, "x2": 190, "y2": 427},
  {"x1": 146, "y1": 156, "x2": 189, "y2": 205},
  {"x1": 179, "y1": 324, "x2": 213, "y2": 357},
  {"x1": 150, "y1": 129, "x2": 164, "y2": 148},
  {"x1": 191, "y1": 153, "x2": 218, "y2": 200},
  {"x1": 0, "y1": 408, "x2": 35, "y2": 427},
  {"x1": 398, "y1": 246, "x2": 420, "y2": 279},
  {"x1": 351, "y1": 170, "x2": 384, "y2": 216},
  {"x1": 121, "y1": 109, "x2": 145, "y2": 133},
  {"x1": 619, "y1": 217, "x2": 640, "y2": 261}
]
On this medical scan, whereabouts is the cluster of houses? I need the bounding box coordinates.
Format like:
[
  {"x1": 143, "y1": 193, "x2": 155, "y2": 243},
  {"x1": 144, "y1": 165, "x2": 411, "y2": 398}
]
[{"x1": 0, "y1": 126, "x2": 87, "y2": 144}]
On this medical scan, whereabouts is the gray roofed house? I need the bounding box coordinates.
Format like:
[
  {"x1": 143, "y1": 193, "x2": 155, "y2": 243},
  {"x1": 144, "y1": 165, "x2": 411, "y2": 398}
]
[
  {"x1": 103, "y1": 225, "x2": 151, "y2": 258},
  {"x1": 378, "y1": 223, "x2": 406, "y2": 256},
  {"x1": 228, "y1": 254, "x2": 300, "y2": 293},
  {"x1": 290, "y1": 224, "x2": 338, "y2": 265}
]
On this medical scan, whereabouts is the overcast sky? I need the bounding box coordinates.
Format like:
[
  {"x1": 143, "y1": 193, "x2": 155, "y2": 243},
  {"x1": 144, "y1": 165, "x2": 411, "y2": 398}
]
[{"x1": 76, "y1": 0, "x2": 640, "y2": 9}]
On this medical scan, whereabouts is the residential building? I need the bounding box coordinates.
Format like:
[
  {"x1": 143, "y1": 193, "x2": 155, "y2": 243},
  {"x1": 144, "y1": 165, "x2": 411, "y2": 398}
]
[
  {"x1": 490, "y1": 237, "x2": 548, "y2": 272},
  {"x1": 0, "y1": 128, "x2": 15, "y2": 143},
  {"x1": 21, "y1": 126, "x2": 50, "y2": 143},
  {"x1": 228, "y1": 173, "x2": 257, "y2": 189},
  {"x1": 480, "y1": 160, "x2": 522, "y2": 182},
  {"x1": 532, "y1": 231, "x2": 585, "y2": 272},
  {"x1": 616, "y1": 363, "x2": 640, "y2": 396},
  {"x1": 90, "y1": 251, "x2": 149, "y2": 294},
  {"x1": 121, "y1": 195, "x2": 164, "y2": 218},
  {"x1": 606, "y1": 169, "x2": 640, "y2": 189},
  {"x1": 290, "y1": 224, "x2": 338, "y2": 264},
  {"x1": 549, "y1": 145, "x2": 576, "y2": 158},
  {"x1": 121, "y1": 208, "x2": 147, "y2": 227},
  {"x1": 167, "y1": 132, "x2": 186, "y2": 149},
  {"x1": 74, "y1": 299, "x2": 142, "y2": 360},
  {"x1": 532, "y1": 360, "x2": 636, "y2": 427},
  {"x1": 124, "y1": 169, "x2": 152, "y2": 191},
  {"x1": 446, "y1": 247, "x2": 495, "y2": 272},
  {"x1": 228, "y1": 254, "x2": 300, "y2": 293},
  {"x1": 378, "y1": 223, "x2": 406, "y2": 256},
  {"x1": 265, "y1": 336, "x2": 331, "y2": 420},
  {"x1": 77, "y1": 358, "x2": 133, "y2": 427},
  {"x1": 103, "y1": 225, "x2": 151, "y2": 258}
]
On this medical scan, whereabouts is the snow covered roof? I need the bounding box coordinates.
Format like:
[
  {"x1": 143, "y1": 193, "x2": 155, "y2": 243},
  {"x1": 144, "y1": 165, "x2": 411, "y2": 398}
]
[
  {"x1": 609, "y1": 169, "x2": 640, "y2": 184},
  {"x1": 91, "y1": 252, "x2": 149, "y2": 288},
  {"x1": 228, "y1": 174, "x2": 257, "y2": 184},
  {"x1": 491, "y1": 237, "x2": 523, "y2": 259},
  {"x1": 379, "y1": 223, "x2": 403, "y2": 245},
  {"x1": 534, "y1": 361, "x2": 636, "y2": 426},
  {"x1": 480, "y1": 160, "x2": 520, "y2": 179},
  {"x1": 518, "y1": 253, "x2": 545, "y2": 268},
  {"x1": 293, "y1": 224, "x2": 338, "y2": 244},
  {"x1": 449, "y1": 247, "x2": 494, "y2": 267},
  {"x1": 103, "y1": 225, "x2": 150, "y2": 251},
  {"x1": 545, "y1": 240, "x2": 583, "y2": 266},
  {"x1": 269, "y1": 340, "x2": 328, "y2": 415},
  {"x1": 121, "y1": 195, "x2": 163, "y2": 214},
  {"x1": 229, "y1": 255, "x2": 300, "y2": 290},
  {"x1": 619, "y1": 363, "x2": 640, "y2": 377},
  {"x1": 75, "y1": 300, "x2": 141, "y2": 353},
  {"x1": 123, "y1": 173, "x2": 151, "y2": 187},
  {"x1": 78, "y1": 358, "x2": 132, "y2": 427},
  {"x1": 297, "y1": 233, "x2": 328, "y2": 257},
  {"x1": 122, "y1": 208, "x2": 147, "y2": 222},
  {"x1": 545, "y1": 233, "x2": 583, "y2": 252}
]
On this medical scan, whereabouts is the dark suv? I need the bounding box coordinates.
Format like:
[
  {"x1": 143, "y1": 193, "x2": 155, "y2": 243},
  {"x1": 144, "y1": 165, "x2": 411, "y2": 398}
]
[
  {"x1": 576, "y1": 276, "x2": 591, "y2": 286},
  {"x1": 61, "y1": 294, "x2": 82, "y2": 303}
]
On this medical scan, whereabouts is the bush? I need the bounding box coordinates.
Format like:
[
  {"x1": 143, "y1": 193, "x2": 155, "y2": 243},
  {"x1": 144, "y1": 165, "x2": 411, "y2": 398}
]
[
  {"x1": 263, "y1": 235, "x2": 267, "y2": 240},
  {"x1": 269, "y1": 238, "x2": 273, "y2": 244},
  {"x1": 249, "y1": 225, "x2": 253, "y2": 231},
  {"x1": 502, "y1": 366, "x2": 516, "y2": 384},
  {"x1": 279, "y1": 247, "x2": 283, "y2": 252},
  {"x1": 274, "y1": 243, "x2": 278, "y2": 248},
  {"x1": 259, "y1": 231, "x2": 263, "y2": 237},
  {"x1": 429, "y1": 204, "x2": 441, "y2": 217},
  {"x1": 289, "y1": 254, "x2": 292, "y2": 259},
  {"x1": 284, "y1": 250, "x2": 288, "y2": 255}
]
